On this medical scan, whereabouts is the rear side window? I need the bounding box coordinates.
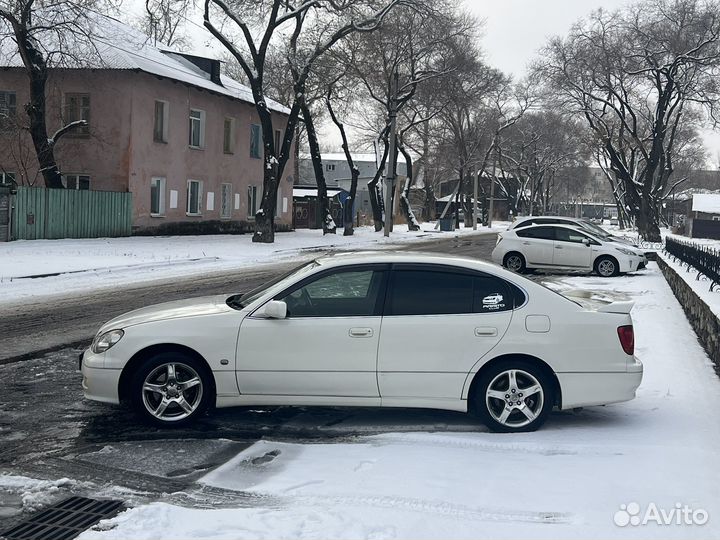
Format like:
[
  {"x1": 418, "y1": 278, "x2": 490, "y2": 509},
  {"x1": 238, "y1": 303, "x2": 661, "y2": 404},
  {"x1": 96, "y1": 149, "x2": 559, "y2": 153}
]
[
  {"x1": 388, "y1": 270, "x2": 519, "y2": 315},
  {"x1": 516, "y1": 226, "x2": 555, "y2": 240}
]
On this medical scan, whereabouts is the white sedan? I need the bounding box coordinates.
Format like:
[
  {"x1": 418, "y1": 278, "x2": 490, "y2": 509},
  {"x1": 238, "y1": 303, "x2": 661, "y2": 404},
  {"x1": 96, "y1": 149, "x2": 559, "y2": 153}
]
[
  {"x1": 81, "y1": 252, "x2": 643, "y2": 433},
  {"x1": 492, "y1": 224, "x2": 646, "y2": 276}
]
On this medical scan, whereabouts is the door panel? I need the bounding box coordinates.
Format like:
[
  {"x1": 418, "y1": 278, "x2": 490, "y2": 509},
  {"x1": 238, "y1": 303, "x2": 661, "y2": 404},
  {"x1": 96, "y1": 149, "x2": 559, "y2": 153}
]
[{"x1": 552, "y1": 228, "x2": 594, "y2": 268}]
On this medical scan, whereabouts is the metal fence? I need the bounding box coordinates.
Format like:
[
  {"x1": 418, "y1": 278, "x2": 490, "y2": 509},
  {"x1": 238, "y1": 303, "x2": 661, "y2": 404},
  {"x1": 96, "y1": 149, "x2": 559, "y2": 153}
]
[
  {"x1": 665, "y1": 236, "x2": 720, "y2": 292},
  {"x1": 11, "y1": 187, "x2": 133, "y2": 240}
]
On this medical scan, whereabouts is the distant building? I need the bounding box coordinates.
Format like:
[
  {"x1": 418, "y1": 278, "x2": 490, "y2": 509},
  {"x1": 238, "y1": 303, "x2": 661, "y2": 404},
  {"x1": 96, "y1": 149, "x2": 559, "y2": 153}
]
[{"x1": 0, "y1": 15, "x2": 294, "y2": 235}]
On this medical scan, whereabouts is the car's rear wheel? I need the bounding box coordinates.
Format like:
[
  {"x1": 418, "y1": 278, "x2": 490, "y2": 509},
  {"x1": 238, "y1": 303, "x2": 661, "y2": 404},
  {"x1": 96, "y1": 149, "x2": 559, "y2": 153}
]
[
  {"x1": 473, "y1": 361, "x2": 554, "y2": 433},
  {"x1": 594, "y1": 255, "x2": 620, "y2": 277},
  {"x1": 129, "y1": 352, "x2": 213, "y2": 426},
  {"x1": 503, "y1": 252, "x2": 526, "y2": 273}
]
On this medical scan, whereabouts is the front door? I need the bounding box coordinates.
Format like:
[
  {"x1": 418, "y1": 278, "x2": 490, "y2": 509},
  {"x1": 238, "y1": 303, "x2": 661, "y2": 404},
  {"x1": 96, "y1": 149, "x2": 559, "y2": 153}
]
[
  {"x1": 552, "y1": 227, "x2": 594, "y2": 269},
  {"x1": 235, "y1": 265, "x2": 388, "y2": 398},
  {"x1": 376, "y1": 265, "x2": 514, "y2": 404}
]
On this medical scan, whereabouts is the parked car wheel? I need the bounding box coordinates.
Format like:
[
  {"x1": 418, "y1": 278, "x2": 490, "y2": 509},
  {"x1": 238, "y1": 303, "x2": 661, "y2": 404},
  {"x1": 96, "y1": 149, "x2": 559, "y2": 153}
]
[
  {"x1": 129, "y1": 352, "x2": 213, "y2": 426},
  {"x1": 474, "y1": 361, "x2": 554, "y2": 433},
  {"x1": 594, "y1": 255, "x2": 620, "y2": 277},
  {"x1": 503, "y1": 252, "x2": 526, "y2": 273}
]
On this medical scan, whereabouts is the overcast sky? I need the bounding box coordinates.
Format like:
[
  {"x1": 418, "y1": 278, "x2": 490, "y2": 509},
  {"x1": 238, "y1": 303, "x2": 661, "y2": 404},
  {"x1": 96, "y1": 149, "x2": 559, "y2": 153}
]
[{"x1": 465, "y1": 0, "x2": 631, "y2": 76}]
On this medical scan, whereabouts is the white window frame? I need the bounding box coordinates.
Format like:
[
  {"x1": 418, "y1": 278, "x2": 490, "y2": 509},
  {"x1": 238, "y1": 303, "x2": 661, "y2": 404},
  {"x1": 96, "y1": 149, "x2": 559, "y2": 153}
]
[
  {"x1": 221, "y1": 183, "x2": 232, "y2": 219},
  {"x1": 189, "y1": 109, "x2": 206, "y2": 149},
  {"x1": 0, "y1": 91, "x2": 17, "y2": 124},
  {"x1": 186, "y1": 179, "x2": 203, "y2": 216},
  {"x1": 326, "y1": 163, "x2": 335, "y2": 172},
  {"x1": 223, "y1": 117, "x2": 235, "y2": 154},
  {"x1": 248, "y1": 184, "x2": 258, "y2": 218},
  {"x1": 153, "y1": 100, "x2": 169, "y2": 143},
  {"x1": 64, "y1": 93, "x2": 90, "y2": 137},
  {"x1": 150, "y1": 176, "x2": 166, "y2": 217},
  {"x1": 62, "y1": 174, "x2": 90, "y2": 190},
  {"x1": 0, "y1": 171, "x2": 16, "y2": 184}
]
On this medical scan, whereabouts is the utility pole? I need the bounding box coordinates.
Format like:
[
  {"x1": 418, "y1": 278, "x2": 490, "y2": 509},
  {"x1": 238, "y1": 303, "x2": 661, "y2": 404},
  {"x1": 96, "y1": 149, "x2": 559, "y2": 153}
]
[
  {"x1": 472, "y1": 170, "x2": 479, "y2": 231},
  {"x1": 384, "y1": 71, "x2": 398, "y2": 237},
  {"x1": 488, "y1": 146, "x2": 497, "y2": 228}
]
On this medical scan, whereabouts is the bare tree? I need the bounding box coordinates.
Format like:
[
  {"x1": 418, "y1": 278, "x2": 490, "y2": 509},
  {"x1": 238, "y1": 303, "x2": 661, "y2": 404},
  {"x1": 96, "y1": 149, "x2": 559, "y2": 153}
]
[
  {"x1": 538, "y1": 0, "x2": 720, "y2": 240},
  {"x1": 0, "y1": 2, "x2": 113, "y2": 188},
  {"x1": 203, "y1": 0, "x2": 403, "y2": 242},
  {"x1": 141, "y1": 0, "x2": 193, "y2": 47}
]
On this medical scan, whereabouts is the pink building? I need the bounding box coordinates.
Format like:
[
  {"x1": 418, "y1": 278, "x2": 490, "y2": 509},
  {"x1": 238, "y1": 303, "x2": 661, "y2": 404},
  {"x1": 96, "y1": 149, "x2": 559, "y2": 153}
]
[{"x1": 0, "y1": 17, "x2": 294, "y2": 234}]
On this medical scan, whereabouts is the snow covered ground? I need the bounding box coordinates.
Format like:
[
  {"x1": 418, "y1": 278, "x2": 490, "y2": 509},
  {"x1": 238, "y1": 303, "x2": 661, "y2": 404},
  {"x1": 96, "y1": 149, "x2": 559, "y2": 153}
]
[
  {"x1": 0, "y1": 223, "x2": 507, "y2": 304},
  {"x1": 67, "y1": 263, "x2": 720, "y2": 540}
]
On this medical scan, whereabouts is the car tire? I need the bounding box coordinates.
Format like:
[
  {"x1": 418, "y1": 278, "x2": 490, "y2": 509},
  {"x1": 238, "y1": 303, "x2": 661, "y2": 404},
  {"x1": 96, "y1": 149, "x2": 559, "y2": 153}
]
[
  {"x1": 594, "y1": 255, "x2": 620, "y2": 277},
  {"x1": 129, "y1": 352, "x2": 214, "y2": 427},
  {"x1": 503, "y1": 252, "x2": 526, "y2": 273},
  {"x1": 473, "y1": 360, "x2": 554, "y2": 433}
]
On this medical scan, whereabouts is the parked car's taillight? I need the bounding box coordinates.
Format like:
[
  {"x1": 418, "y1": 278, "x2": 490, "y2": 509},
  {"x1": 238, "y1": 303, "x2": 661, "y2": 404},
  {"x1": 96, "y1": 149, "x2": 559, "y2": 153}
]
[
  {"x1": 496, "y1": 234, "x2": 503, "y2": 246},
  {"x1": 617, "y1": 325, "x2": 634, "y2": 355}
]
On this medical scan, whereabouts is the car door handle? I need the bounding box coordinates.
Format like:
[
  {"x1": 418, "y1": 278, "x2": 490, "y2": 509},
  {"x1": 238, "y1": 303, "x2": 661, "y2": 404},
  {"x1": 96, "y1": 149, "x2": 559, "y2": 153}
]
[
  {"x1": 475, "y1": 327, "x2": 498, "y2": 337},
  {"x1": 349, "y1": 327, "x2": 373, "y2": 338},
  {"x1": 522, "y1": 241, "x2": 531, "y2": 245},
  {"x1": 555, "y1": 245, "x2": 563, "y2": 249}
]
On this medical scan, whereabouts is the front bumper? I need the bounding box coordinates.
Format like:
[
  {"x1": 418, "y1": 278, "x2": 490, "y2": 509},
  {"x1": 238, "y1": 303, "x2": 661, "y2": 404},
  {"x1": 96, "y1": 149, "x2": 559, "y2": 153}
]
[
  {"x1": 557, "y1": 356, "x2": 643, "y2": 409},
  {"x1": 80, "y1": 348, "x2": 121, "y2": 404}
]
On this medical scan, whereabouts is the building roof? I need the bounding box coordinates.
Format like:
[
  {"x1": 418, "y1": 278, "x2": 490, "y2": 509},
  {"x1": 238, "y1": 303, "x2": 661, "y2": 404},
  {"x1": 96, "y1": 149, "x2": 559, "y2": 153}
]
[
  {"x1": 299, "y1": 152, "x2": 407, "y2": 164},
  {"x1": 293, "y1": 187, "x2": 343, "y2": 198},
  {"x1": 692, "y1": 193, "x2": 720, "y2": 214},
  {"x1": 0, "y1": 13, "x2": 290, "y2": 114}
]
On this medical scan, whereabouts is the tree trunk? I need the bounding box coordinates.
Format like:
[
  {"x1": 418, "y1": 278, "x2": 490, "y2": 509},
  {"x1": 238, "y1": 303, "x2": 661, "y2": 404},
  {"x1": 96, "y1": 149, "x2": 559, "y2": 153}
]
[
  {"x1": 397, "y1": 141, "x2": 419, "y2": 231},
  {"x1": 636, "y1": 194, "x2": 661, "y2": 242},
  {"x1": 368, "y1": 139, "x2": 389, "y2": 232},
  {"x1": 300, "y1": 99, "x2": 335, "y2": 234}
]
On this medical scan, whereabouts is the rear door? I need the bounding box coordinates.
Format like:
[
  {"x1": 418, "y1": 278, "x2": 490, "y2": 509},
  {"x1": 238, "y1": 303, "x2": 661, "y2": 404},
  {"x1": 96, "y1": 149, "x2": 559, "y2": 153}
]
[
  {"x1": 515, "y1": 226, "x2": 556, "y2": 266},
  {"x1": 376, "y1": 265, "x2": 515, "y2": 403}
]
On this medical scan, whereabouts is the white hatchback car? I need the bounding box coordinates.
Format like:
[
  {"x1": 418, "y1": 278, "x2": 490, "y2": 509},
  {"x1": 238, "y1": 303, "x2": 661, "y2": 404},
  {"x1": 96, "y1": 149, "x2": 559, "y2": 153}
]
[
  {"x1": 492, "y1": 224, "x2": 646, "y2": 276},
  {"x1": 81, "y1": 252, "x2": 643, "y2": 433}
]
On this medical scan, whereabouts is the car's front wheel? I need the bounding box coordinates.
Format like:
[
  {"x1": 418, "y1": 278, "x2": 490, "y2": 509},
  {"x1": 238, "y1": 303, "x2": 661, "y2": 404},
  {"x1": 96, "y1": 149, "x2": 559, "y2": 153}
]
[
  {"x1": 129, "y1": 352, "x2": 213, "y2": 426},
  {"x1": 594, "y1": 255, "x2": 620, "y2": 277},
  {"x1": 473, "y1": 361, "x2": 554, "y2": 432}
]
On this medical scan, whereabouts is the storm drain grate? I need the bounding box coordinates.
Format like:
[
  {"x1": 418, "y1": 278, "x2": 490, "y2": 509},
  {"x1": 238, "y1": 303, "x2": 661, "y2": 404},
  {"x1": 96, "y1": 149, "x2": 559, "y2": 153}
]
[{"x1": 0, "y1": 496, "x2": 124, "y2": 540}]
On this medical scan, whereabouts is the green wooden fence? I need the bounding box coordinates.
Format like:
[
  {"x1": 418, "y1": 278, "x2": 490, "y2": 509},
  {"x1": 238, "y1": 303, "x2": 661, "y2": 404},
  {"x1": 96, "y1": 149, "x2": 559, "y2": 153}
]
[{"x1": 11, "y1": 187, "x2": 133, "y2": 240}]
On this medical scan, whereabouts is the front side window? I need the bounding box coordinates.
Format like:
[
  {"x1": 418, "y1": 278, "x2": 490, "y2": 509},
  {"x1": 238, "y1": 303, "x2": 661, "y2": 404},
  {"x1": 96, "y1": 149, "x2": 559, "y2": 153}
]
[
  {"x1": 154, "y1": 101, "x2": 168, "y2": 142},
  {"x1": 277, "y1": 269, "x2": 385, "y2": 318},
  {"x1": 189, "y1": 109, "x2": 205, "y2": 148},
  {"x1": 187, "y1": 179, "x2": 202, "y2": 215},
  {"x1": 150, "y1": 177, "x2": 166, "y2": 216},
  {"x1": 250, "y1": 124, "x2": 261, "y2": 158},
  {"x1": 555, "y1": 227, "x2": 592, "y2": 244},
  {"x1": 516, "y1": 226, "x2": 555, "y2": 240},
  {"x1": 64, "y1": 93, "x2": 90, "y2": 136},
  {"x1": 63, "y1": 174, "x2": 90, "y2": 190}
]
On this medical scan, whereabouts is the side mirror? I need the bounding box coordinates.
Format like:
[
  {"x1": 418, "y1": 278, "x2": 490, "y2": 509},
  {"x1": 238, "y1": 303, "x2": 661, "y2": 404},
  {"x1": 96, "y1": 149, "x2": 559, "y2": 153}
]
[
  {"x1": 582, "y1": 238, "x2": 591, "y2": 246},
  {"x1": 261, "y1": 300, "x2": 287, "y2": 319}
]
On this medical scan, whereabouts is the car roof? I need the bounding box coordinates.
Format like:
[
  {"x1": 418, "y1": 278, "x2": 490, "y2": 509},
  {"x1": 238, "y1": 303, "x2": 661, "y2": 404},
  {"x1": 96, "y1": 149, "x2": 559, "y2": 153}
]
[
  {"x1": 513, "y1": 215, "x2": 582, "y2": 225},
  {"x1": 507, "y1": 223, "x2": 605, "y2": 240}
]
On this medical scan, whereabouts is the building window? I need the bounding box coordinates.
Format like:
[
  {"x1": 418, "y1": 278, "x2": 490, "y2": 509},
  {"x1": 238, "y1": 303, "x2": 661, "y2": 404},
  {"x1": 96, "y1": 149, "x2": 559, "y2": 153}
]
[
  {"x1": 221, "y1": 183, "x2": 232, "y2": 218},
  {"x1": 64, "y1": 93, "x2": 90, "y2": 136},
  {"x1": 187, "y1": 179, "x2": 202, "y2": 215},
  {"x1": 0, "y1": 91, "x2": 17, "y2": 129},
  {"x1": 63, "y1": 174, "x2": 90, "y2": 190},
  {"x1": 326, "y1": 164, "x2": 335, "y2": 172},
  {"x1": 153, "y1": 101, "x2": 169, "y2": 143},
  {"x1": 250, "y1": 124, "x2": 261, "y2": 159},
  {"x1": 248, "y1": 185, "x2": 258, "y2": 218},
  {"x1": 0, "y1": 171, "x2": 16, "y2": 184},
  {"x1": 223, "y1": 117, "x2": 235, "y2": 154},
  {"x1": 189, "y1": 109, "x2": 205, "y2": 148},
  {"x1": 150, "y1": 177, "x2": 166, "y2": 216},
  {"x1": 274, "y1": 129, "x2": 281, "y2": 154}
]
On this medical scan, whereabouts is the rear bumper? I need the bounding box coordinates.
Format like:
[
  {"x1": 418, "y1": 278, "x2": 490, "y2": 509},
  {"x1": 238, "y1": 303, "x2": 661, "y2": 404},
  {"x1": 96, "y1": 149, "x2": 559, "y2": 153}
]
[{"x1": 557, "y1": 357, "x2": 643, "y2": 409}]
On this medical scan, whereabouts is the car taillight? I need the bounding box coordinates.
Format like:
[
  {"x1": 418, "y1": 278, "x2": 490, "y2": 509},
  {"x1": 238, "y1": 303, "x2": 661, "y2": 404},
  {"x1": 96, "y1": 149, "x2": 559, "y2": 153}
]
[
  {"x1": 496, "y1": 234, "x2": 503, "y2": 246},
  {"x1": 617, "y1": 325, "x2": 634, "y2": 355}
]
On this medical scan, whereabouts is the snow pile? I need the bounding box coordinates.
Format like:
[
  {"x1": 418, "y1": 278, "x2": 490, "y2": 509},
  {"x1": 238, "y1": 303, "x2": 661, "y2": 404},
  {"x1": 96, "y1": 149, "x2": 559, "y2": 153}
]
[
  {"x1": 0, "y1": 475, "x2": 76, "y2": 512},
  {"x1": 77, "y1": 264, "x2": 720, "y2": 539}
]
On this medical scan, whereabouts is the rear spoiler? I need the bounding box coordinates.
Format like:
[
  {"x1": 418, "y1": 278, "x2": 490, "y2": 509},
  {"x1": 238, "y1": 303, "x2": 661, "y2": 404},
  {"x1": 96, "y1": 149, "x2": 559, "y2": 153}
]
[{"x1": 561, "y1": 289, "x2": 634, "y2": 314}]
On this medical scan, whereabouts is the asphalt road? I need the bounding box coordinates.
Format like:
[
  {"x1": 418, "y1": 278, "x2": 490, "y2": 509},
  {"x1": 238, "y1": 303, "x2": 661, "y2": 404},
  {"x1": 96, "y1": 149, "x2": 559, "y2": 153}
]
[{"x1": 0, "y1": 231, "x2": 499, "y2": 364}]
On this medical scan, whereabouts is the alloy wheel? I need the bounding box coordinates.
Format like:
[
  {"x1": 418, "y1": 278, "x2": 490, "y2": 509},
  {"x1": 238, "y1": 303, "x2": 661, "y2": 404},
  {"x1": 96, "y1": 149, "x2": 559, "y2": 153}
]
[
  {"x1": 141, "y1": 362, "x2": 204, "y2": 422},
  {"x1": 485, "y1": 369, "x2": 544, "y2": 429},
  {"x1": 506, "y1": 255, "x2": 523, "y2": 272},
  {"x1": 597, "y1": 259, "x2": 616, "y2": 277}
]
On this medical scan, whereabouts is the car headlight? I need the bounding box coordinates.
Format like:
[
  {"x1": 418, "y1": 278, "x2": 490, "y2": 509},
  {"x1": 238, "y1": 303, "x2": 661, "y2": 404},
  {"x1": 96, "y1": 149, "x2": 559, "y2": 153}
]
[
  {"x1": 615, "y1": 247, "x2": 635, "y2": 256},
  {"x1": 92, "y1": 329, "x2": 124, "y2": 354}
]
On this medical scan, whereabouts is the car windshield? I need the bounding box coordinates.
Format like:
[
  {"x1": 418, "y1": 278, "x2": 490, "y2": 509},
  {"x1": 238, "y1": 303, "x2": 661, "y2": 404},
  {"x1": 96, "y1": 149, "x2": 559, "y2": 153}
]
[
  {"x1": 228, "y1": 260, "x2": 320, "y2": 309},
  {"x1": 580, "y1": 220, "x2": 613, "y2": 239}
]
